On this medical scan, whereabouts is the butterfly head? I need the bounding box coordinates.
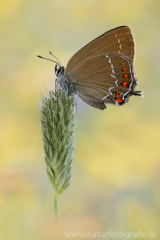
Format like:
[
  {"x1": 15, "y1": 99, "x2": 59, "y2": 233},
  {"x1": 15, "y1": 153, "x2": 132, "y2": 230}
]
[
  {"x1": 55, "y1": 65, "x2": 65, "y2": 76},
  {"x1": 37, "y1": 51, "x2": 64, "y2": 77}
]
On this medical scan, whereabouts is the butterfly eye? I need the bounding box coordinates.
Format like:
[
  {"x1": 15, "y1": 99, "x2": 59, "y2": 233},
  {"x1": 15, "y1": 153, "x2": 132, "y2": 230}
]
[
  {"x1": 57, "y1": 68, "x2": 62, "y2": 75},
  {"x1": 55, "y1": 65, "x2": 58, "y2": 75},
  {"x1": 55, "y1": 66, "x2": 63, "y2": 76},
  {"x1": 56, "y1": 66, "x2": 64, "y2": 76}
]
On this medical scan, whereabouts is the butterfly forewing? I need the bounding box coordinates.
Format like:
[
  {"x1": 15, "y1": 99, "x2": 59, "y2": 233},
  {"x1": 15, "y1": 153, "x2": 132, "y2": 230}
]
[{"x1": 65, "y1": 26, "x2": 135, "y2": 74}]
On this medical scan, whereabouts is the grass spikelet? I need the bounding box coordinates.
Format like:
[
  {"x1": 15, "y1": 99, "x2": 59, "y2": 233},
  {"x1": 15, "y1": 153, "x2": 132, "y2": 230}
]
[{"x1": 39, "y1": 90, "x2": 76, "y2": 218}]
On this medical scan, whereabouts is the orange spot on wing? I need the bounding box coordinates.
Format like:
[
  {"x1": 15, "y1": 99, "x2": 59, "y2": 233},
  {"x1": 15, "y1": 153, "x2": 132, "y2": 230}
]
[
  {"x1": 123, "y1": 73, "x2": 129, "y2": 79},
  {"x1": 115, "y1": 99, "x2": 124, "y2": 103},
  {"x1": 121, "y1": 62, "x2": 125, "y2": 66},
  {"x1": 115, "y1": 90, "x2": 123, "y2": 104},
  {"x1": 122, "y1": 81, "x2": 129, "y2": 88},
  {"x1": 122, "y1": 67, "x2": 127, "y2": 72},
  {"x1": 116, "y1": 90, "x2": 121, "y2": 98}
]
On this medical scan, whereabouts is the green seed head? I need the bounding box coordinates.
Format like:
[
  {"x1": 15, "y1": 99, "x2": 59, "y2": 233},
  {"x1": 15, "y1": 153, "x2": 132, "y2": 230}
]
[{"x1": 40, "y1": 90, "x2": 76, "y2": 195}]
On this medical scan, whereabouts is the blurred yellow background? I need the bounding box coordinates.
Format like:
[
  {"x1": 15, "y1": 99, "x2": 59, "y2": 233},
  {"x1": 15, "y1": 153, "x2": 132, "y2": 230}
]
[{"x1": 1, "y1": 0, "x2": 160, "y2": 239}]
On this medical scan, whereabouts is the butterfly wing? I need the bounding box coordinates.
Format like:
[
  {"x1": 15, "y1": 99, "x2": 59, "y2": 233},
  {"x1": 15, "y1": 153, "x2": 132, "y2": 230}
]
[
  {"x1": 65, "y1": 26, "x2": 135, "y2": 74},
  {"x1": 68, "y1": 52, "x2": 138, "y2": 109}
]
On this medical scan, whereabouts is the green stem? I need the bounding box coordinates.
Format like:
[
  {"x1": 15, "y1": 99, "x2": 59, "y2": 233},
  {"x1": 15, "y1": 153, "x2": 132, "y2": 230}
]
[{"x1": 54, "y1": 189, "x2": 58, "y2": 220}]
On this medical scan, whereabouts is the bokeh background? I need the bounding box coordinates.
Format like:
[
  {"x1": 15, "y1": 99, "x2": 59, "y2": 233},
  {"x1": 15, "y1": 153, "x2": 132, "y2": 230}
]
[{"x1": 1, "y1": 0, "x2": 160, "y2": 239}]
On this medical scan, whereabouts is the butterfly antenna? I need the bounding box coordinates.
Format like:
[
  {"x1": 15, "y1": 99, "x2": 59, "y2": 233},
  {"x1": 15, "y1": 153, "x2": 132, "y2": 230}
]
[
  {"x1": 49, "y1": 51, "x2": 62, "y2": 67},
  {"x1": 36, "y1": 55, "x2": 61, "y2": 67}
]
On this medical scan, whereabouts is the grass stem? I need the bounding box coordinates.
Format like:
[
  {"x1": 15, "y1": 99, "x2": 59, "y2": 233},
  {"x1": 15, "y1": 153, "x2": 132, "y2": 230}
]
[{"x1": 54, "y1": 189, "x2": 58, "y2": 220}]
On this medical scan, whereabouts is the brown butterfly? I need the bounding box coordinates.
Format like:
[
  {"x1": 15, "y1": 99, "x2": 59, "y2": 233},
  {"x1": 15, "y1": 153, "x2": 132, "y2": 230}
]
[{"x1": 37, "y1": 26, "x2": 143, "y2": 110}]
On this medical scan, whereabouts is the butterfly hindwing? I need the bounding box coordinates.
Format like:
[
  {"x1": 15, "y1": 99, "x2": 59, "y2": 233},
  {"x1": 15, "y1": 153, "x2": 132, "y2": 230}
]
[{"x1": 68, "y1": 52, "x2": 137, "y2": 109}]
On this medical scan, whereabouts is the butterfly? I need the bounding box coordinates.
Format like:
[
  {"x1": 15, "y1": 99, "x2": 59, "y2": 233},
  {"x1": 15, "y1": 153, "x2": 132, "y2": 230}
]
[{"x1": 37, "y1": 26, "x2": 143, "y2": 110}]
